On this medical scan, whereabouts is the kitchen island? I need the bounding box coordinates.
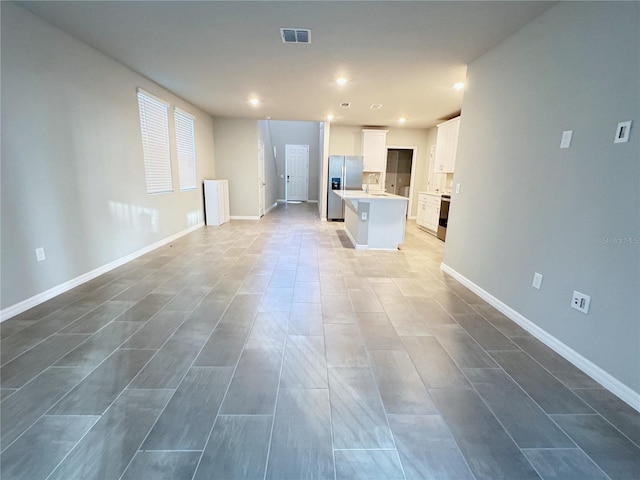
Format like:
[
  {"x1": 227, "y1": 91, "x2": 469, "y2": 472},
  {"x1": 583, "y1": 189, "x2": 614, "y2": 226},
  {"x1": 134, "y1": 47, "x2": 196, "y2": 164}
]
[{"x1": 333, "y1": 190, "x2": 409, "y2": 250}]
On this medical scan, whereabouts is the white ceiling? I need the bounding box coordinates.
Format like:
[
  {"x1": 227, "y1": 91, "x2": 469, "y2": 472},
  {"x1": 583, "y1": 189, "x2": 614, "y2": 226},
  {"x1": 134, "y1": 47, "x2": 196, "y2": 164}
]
[{"x1": 21, "y1": 1, "x2": 555, "y2": 128}]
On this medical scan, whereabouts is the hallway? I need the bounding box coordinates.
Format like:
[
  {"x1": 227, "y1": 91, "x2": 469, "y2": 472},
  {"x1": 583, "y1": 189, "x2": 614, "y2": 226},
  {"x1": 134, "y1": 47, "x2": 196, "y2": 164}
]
[{"x1": 1, "y1": 202, "x2": 639, "y2": 479}]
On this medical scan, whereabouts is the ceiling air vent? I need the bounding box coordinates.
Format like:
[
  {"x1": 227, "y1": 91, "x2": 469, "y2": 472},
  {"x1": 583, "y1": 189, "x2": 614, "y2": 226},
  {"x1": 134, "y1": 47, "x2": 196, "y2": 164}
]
[
  {"x1": 280, "y1": 28, "x2": 311, "y2": 44},
  {"x1": 340, "y1": 102, "x2": 351, "y2": 108},
  {"x1": 370, "y1": 104, "x2": 383, "y2": 110}
]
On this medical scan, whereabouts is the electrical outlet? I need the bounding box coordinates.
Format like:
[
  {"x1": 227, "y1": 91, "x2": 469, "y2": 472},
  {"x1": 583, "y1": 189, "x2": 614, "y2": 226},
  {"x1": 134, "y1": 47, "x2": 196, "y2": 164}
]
[
  {"x1": 571, "y1": 290, "x2": 590, "y2": 314},
  {"x1": 35, "y1": 247, "x2": 46, "y2": 262},
  {"x1": 614, "y1": 120, "x2": 632, "y2": 143},
  {"x1": 532, "y1": 272, "x2": 543, "y2": 290}
]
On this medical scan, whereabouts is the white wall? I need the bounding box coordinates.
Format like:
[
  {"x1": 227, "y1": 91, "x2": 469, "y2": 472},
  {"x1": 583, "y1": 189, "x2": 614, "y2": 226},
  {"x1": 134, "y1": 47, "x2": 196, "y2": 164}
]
[
  {"x1": 212, "y1": 117, "x2": 259, "y2": 218},
  {"x1": 0, "y1": 3, "x2": 215, "y2": 314},
  {"x1": 443, "y1": 2, "x2": 639, "y2": 400}
]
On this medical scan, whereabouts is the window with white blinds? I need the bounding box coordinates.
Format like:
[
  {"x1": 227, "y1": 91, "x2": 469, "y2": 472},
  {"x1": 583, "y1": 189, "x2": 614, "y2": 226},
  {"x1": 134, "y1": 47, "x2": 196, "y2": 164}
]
[
  {"x1": 174, "y1": 108, "x2": 197, "y2": 191},
  {"x1": 137, "y1": 89, "x2": 173, "y2": 194}
]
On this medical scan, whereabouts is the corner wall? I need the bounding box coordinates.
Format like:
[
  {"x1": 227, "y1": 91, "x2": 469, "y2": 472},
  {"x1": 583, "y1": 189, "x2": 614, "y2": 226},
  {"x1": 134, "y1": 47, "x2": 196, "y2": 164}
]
[
  {"x1": 1, "y1": 3, "x2": 215, "y2": 314},
  {"x1": 211, "y1": 117, "x2": 260, "y2": 218},
  {"x1": 257, "y1": 120, "x2": 279, "y2": 211},
  {"x1": 443, "y1": 2, "x2": 639, "y2": 399}
]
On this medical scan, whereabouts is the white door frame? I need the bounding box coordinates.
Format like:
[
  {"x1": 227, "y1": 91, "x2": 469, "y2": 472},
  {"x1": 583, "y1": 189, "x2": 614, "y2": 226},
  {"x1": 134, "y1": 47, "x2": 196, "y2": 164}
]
[
  {"x1": 258, "y1": 140, "x2": 266, "y2": 217},
  {"x1": 285, "y1": 144, "x2": 309, "y2": 202},
  {"x1": 386, "y1": 145, "x2": 418, "y2": 218}
]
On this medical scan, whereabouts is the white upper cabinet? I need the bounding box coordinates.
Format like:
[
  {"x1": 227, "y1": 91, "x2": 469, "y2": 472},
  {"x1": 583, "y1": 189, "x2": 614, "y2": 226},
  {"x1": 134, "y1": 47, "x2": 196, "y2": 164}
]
[
  {"x1": 362, "y1": 129, "x2": 388, "y2": 172},
  {"x1": 434, "y1": 117, "x2": 460, "y2": 174}
]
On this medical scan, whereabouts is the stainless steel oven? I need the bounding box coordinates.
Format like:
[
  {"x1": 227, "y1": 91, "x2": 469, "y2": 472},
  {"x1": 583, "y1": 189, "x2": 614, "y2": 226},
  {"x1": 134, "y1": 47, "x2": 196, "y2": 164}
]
[{"x1": 437, "y1": 195, "x2": 450, "y2": 241}]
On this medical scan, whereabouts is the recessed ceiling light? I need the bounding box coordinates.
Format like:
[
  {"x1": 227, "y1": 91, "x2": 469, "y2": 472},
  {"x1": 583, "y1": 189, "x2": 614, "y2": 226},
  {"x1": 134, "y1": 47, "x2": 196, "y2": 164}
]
[
  {"x1": 336, "y1": 77, "x2": 348, "y2": 86},
  {"x1": 453, "y1": 82, "x2": 465, "y2": 90},
  {"x1": 249, "y1": 98, "x2": 260, "y2": 106},
  {"x1": 370, "y1": 104, "x2": 383, "y2": 110},
  {"x1": 398, "y1": 117, "x2": 406, "y2": 124},
  {"x1": 327, "y1": 114, "x2": 334, "y2": 121}
]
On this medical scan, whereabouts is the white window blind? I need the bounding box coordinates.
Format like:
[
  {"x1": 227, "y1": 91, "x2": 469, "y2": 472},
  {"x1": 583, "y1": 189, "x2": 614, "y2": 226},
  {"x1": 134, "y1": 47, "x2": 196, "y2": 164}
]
[
  {"x1": 137, "y1": 89, "x2": 173, "y2": 194},
  {"x1": 174, "y1": 108, "x2": 197, "y2": 191}
]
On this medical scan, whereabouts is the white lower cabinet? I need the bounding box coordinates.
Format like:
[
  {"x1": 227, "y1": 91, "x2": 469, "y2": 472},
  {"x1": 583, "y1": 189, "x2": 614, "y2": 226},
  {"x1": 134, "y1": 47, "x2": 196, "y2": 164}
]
[
  {"x1": 416, "y1": 192, "x2": 440, "y2": 234},
  {"x1": 204, "y1": 179, "x2": 230, "y2": 226},
  {"x1": 362, "y1": 129, "x2": 388, "y2": 172}
]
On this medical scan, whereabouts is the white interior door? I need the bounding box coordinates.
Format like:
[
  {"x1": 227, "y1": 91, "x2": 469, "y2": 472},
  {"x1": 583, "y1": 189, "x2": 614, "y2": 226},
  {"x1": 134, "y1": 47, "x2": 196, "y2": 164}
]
[
  {"x1": 258, "y1": 140, "x2": 265, "y2": 216},
  {"x1": 285, "y1": 144, "x2": 309, "y2": 201}
]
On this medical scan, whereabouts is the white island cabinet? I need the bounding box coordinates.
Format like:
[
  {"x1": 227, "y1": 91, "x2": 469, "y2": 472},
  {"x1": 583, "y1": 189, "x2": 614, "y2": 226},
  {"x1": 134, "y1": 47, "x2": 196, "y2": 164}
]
[{"x1": 333, "y1": 190, "x2": 408, "y2": 250}]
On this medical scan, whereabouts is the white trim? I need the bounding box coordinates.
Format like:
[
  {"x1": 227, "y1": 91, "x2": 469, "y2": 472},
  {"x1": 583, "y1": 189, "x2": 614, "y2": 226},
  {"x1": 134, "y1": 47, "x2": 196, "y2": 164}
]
[
  {"x1": 343, "y1": 225, "x2": 366, "y2": 250},
  {"x1": 265, "y1": 202, "x2": 278, "y2": 214},
  {"x1": 136, "y1": 87, "x2": 169, "y2": 106},
  {"x1": 440, "y1": 262, "x2": 640, "y2": 412},
  {"x1": 1, "y1": 223, "x2": 204, "y2": 322},
  {"x1": 386, "y1": 145, "x2": 418, "y2": 217},
  {"x1": 342, "y1": 226, "x2": 398, "y2": 251},
  {"x1": 173, "y1": 106, "x2": 195, "y2": 120},
  {"x1": 258, "y1": 139, "x2": 266, "y2": 217},
  {"x1": 307, "y1": 200, "x2": 319, "y2": 204},
  {"x1": 229, "y1": 215, "x2": 260, "y2": 220}
]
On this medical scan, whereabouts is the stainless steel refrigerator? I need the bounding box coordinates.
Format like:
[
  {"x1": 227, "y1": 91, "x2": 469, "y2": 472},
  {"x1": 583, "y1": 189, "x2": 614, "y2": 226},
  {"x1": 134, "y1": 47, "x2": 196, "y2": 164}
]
[{"x1": 327, "y1": 155, "x2": 364, "y2": 221}]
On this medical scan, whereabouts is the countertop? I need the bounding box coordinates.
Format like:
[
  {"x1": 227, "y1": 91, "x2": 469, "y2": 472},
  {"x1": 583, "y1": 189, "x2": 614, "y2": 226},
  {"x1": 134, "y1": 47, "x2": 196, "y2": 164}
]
[
  {"x1": 334, "y1": 190, "x2": 409, "y2": 201},
  {"x1": 420, "y1": 190, "x2": 449, "y2": 197}
]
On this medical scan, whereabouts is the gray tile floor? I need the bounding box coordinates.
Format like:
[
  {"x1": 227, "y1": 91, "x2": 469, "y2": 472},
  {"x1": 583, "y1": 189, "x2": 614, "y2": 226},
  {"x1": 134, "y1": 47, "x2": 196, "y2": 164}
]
[{"x1": 1, "y1": 201, "x2": 639, "y2": 480}]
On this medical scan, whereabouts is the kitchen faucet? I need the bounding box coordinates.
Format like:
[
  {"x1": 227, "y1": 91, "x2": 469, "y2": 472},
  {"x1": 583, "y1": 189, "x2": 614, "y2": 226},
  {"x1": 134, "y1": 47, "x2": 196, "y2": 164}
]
[{"x1": 365, "y1": 174, "x2": 378, "y2": 194}]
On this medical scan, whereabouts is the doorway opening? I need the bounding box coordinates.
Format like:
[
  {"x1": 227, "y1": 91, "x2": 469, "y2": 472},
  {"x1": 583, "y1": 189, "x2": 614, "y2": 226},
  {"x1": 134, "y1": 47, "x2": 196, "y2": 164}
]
[
  {"x1": 385, "y1": 147, "x2": 416, "y2": 216},
  {"x1": 285, "y1": 144, "x2": 309, "y2": 202}
]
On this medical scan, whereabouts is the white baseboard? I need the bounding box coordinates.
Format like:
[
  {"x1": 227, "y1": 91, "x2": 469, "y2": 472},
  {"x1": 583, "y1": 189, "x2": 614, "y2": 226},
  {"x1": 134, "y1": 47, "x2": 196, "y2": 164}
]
[
  {"x1": 1, "y1": 223, "x2": 204, "y2": 322},
  {"x1": 342, "y1": 227, "x2": 362, "y2": 250},
  {"x1": 265, "y1": 202, "x2": 278, "y2": 214},
  {"x1": 440, "y1": 263, "x2": 640, "y2": 413},
  {"x1": 229, "y1": 215, "x2": 260, "y2": 220}
]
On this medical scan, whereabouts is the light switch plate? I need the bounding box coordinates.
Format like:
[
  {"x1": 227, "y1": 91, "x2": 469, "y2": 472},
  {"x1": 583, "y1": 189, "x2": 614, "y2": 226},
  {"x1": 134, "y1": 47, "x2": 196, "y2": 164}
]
[
  {"x1": 614, "y1": 121, "x2": 632, "y2": 143},
  {"x1": 560, "y1": 130, "x2": 573, "y2": 149},
  {"x1": 35, "y1": 247, "x2": 46, "y2": 262},
  {"x1": 532, "y1": 272, "x2": 543, "y2": 290}
]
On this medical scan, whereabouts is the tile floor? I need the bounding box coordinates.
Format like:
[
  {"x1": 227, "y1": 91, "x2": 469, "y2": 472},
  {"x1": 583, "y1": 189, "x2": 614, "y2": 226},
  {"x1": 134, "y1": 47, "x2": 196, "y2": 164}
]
[{"x1": 1, "y1": 202, "x2": 639, "y2": 480}]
